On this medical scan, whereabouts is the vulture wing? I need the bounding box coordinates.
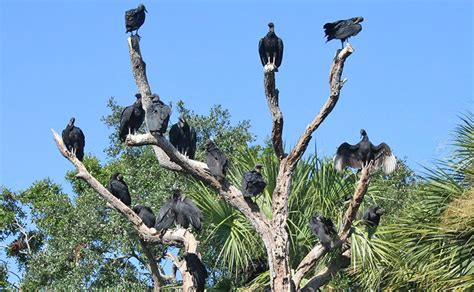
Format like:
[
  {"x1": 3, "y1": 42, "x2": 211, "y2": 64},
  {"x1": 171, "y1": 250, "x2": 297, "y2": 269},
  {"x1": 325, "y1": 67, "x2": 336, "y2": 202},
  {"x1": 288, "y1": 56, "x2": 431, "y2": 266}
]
[
  {"x1": 169, "y1": 123, "x2": 181, "y2": 148},
  {"x1": 275, "y1": 37, "x2": 284, "y2": 67},
  {"x1": 183, "y1": 253, "x2": 208, "y2": 292},
  {"x1": 175, "y1": 197, "x2": 202, "y2": 231},
  {"x1": 119, "y1": 105, "x2": 134, "y2": 141},
  {"x1": 154, "y1": 199, "x2": 176, "y2": 231},
  {"x1": 372, "y1": 143, "x2": 396, "y2": 174},
  {"x1": 187, "y1": 128, "x2": 197, "y2": 159},
  {"x1": 334, "y1": 142, "x2": 362, "y2": 171},
  {"x1": 258, "y1": 38, "x2": 266, "y2": 66}
]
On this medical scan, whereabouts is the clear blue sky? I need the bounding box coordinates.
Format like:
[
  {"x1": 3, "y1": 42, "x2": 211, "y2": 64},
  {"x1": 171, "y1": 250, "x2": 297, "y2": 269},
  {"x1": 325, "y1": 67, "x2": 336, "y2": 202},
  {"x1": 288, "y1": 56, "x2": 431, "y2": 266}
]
[{"x1": 1, "y1": 0, "x2": 472, "y2": 192}]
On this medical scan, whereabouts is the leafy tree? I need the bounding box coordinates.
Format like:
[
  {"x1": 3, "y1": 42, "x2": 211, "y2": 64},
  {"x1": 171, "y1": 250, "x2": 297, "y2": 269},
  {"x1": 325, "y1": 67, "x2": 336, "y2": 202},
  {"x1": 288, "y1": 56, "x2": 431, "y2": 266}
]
[{"x1": 0, "y1": 101, "x2": 253, "y2": 290}]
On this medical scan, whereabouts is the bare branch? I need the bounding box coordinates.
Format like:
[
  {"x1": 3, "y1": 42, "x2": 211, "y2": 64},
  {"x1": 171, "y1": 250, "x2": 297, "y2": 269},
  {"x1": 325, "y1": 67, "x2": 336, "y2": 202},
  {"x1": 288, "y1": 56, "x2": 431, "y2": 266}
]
[
  {"x1": 300, "y1": 249, "x2": 351, "y2": 291},
  {"x1": 51, "y1": 129, "x2": 197, "y2": 248},
  {"x1": 287, "y1": 45, "x2": 354, "y2": 169},
  {"x1": 139, "y1": 240, "x2": 163, "y2": 292},
  {"x1": 293, "y1": 164, "x2": 371, "y2": 288},
  {"x1": 264, "y1": 66, "x2": 285, "y2": 159}
]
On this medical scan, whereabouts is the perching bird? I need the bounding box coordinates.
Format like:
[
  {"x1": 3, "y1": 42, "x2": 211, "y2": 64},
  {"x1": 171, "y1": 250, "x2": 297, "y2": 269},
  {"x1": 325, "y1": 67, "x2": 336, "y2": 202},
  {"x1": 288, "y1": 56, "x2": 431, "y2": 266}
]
[
  {"x1": 154, "y1": 188, "x2": 202, "y2": 231},
  {"x1": 334, "y1": 129, "x2": 397, "y2": 175},
  {"x1": 363, "y1": 205, "x2": 384, "y2": 228},
  {"x1": 146, "y1": 95, "x2": 171, "y2": 135},
  {"x1": 241, "y1": 164, "x2": 267, "y2": 198},
  {"x1": 107, "y1": 172, "x2": 131, "y2": 206},
  {"x1": 132, "y1": 205, "x2": 156, "y2": 228},
  {"x1": 205, "y1": 140, "x2": 228, "y2": 179},
  {"x1": 169, "y1": 115, "x2": 197, "y2": 159},
  {"x1": 125, "y1": 4, "x2": 147, "y2": 36},
  {"x1": 258, "y1": 22, "x2": 284, "y2": 71},
  {"x1": 62, "y1": 117, "x2": 85, "y2": 161},
  {"x1": 183, "y1": 253, "x2": 208, "y2": 292},
  {"x1": 119, "y1": 93, "x2": 145, "y2": 142},
  {"x1": 309, "y1": 214, "x2": 337, "y2": 250},
  {"x1": 324, "y1": 17, "x2": 364, "y2": 48}
]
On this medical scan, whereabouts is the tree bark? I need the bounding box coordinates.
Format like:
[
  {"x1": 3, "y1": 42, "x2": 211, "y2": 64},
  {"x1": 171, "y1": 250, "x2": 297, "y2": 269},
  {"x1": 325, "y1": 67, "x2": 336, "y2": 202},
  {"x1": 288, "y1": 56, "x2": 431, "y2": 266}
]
[{"x1": 293, "y1": 164, "x2": 372, "y2": 289}]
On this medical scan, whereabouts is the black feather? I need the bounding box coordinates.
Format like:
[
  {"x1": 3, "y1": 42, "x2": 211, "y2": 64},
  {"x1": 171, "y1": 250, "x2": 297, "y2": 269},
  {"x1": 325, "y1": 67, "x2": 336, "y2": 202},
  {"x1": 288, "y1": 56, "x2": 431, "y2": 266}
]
[
  {"x1": 205, "y1": 140, "x2": 228, "y2": 179},
  {"x1": 241, "y1": 165, "x2": 266, "y2": 198},
  {"x1": 146, "y1": 95, "x2": 171, "y2": 135},
  {"x1": 119, "y1": 93, "x2": 145, "y2": 142},
  {"x1": 309, "y1": 214, "x2": 337, "y2": 250},
  {"x1": 107, "y1": 172, "x2": 131, "y2": 206},
  {"x1": 132, "y1": 205, "x2": 156, "y2": 228},
  {"x1": 183, "y1": 253, "x2": 208, "y2": 292},
  {"x1": 62, "y1": 117, "x2": 85, "y2": 161},
  {"x1": 334, "y1": 129, "x2": 396, "y2": 174},
  {"x1": 125, "y1": 4, "x2": 147, "y2": 34},
  {"x1": 169, "y1": 115, "x2": 197, "y2": 159},
  {"x1": 258, "y1": 22, "x2": 284, "y2": 70}
]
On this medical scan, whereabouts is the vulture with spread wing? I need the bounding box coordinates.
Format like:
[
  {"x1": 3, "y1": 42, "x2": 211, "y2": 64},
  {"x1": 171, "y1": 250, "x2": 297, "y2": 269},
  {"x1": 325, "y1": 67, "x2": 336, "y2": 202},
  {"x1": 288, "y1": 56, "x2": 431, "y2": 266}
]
[{"x1": 334, "y1": 129, "x2": 396, "y2": 174}]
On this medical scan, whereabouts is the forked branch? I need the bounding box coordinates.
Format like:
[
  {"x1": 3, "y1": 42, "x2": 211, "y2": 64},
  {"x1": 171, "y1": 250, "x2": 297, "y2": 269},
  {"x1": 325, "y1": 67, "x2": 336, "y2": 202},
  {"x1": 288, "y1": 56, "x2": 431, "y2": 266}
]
[
  {"x1": 126, "y1": 37, "x2": 273, "y2": 247},
  {"x1": 293, "y1": 163, "x2": 371, "y2": 289}
]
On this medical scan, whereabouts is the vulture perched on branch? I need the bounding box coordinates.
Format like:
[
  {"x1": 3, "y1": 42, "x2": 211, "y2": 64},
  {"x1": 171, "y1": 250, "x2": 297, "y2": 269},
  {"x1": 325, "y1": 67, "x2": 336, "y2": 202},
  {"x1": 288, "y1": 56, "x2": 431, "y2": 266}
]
[
  {"x1": 62, "y1": 117, "x2": 85, "y2": 161},
  {"x1": 125, "y1": 4, "x2": 147, "y2": 36},
  {"x1": 183, "y1": 253, "x2": 208, "y2": 292},
  {"x1": 309, "y1": 214, "x2": 337, "y2": 250},
  {"x1": 334, "y1": 129, "x2": 396, "y2": 175},
  {"x1": 363, "y1": 205, "x2": 384, "y2": 228},
  {"x1": 324, "y1": 17, "x2": 364, "y2": 48},
  {"x1": 258, "y1": 22, "x2": 284, "y2": 71},
  {"x1": 119, "y1": 93, "x2": 145, "y2": 142},
  {"x1": 146, "y1": 95, "x2": 171, "y2": 135},
  {"x1": 107, "y1": 172, "x2": 131, "y2": 206},
  {"x1": 241, "y1": 164, "x2": 267, "y2": 198},
  {"x1": 132, "y1": 205, "x2": 156, "y2": 228},
  {"x1": 205, "y1": 140, "x2": 228, "y2": 179},
  {"x1": 154, "y1": 189, "x2": 202, "y2": 231},
  {"x1": 169, "y1": 115, "x2": 197, "y2": 159}
]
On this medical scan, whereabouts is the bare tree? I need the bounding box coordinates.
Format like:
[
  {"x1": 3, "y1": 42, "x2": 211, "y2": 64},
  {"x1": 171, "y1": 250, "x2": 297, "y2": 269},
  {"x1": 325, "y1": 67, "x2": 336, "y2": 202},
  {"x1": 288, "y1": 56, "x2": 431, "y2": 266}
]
[{"x1": 53, "y1": 27, "x2": 375, "y2": 291}]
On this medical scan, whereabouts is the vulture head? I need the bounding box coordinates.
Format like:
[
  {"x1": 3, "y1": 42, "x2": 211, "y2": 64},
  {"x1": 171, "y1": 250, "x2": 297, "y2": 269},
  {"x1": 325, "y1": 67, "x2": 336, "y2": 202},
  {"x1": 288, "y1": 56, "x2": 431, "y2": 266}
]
[
  {"x1": 138, "y1": 4, "x2": 147, "y2": 13},
  {"x1": 352, "y1": 17, "x2": 364, "y2": 24},
  {"x1": 68, "y1": 117, "x2": 76, "y2": 127}
]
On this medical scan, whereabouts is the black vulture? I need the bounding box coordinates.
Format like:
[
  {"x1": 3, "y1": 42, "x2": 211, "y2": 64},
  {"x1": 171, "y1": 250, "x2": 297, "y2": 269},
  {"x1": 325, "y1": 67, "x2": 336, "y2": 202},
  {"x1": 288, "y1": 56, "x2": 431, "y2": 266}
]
[
  {"x1": 146, "y1": 95, "x2": 171, "y2": 135},
  {"x1": 334, "y1": 129, "x2": 397, "y2": 175},
  {"x1": 107, "y1": 172, "x2": 131, "y2": 206},
  {"x1": 205, "y1": 140, "x2": 228, "y2": 179},
  {"x1": 241, "y1": 164, "x2": 267, "y2": 198},
  {"x1": 258, "y1": 22, "x2": 284, "y2": 71},
  {"x1": 363, "y1": 205, "x2": 384, "y2": 228},
  {"x1": 309, "y1": 214, "x2": 337, "y2": 250},
  {"x1": 62, "y1": 117, "x2": 85, "y2": 161},
  {"x1": 132, "y1": 205, "x2": 156, "y2": 228},
  {"x1": 125, "y1": 4, "x2": 147, "y2": 36},
  {"x1": 169, "y1": 114, "x2": 197, "y2": 159},
  {"x1": 154, "y1": 189, "x2": 202, "y2": 231},
  {"x1": 183, "y1": 253, "x2": 208, "y2": 292},
  {"x1": 119, "y1": 93, "x2": 145, "y2": 142},
  {"x1": 324, "y1": 17, "x2": 364, "y2": 48}
]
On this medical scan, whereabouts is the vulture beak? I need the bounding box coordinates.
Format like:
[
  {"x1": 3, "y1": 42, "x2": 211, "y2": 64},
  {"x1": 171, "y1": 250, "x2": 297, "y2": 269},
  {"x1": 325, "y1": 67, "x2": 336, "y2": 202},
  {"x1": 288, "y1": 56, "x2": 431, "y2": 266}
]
[
  {"x1": 145, "y1": 8, "x2": 148, "y2": 13},
  {"x1": 69, "y1": 117, "x2": 75, "y2": 126}
]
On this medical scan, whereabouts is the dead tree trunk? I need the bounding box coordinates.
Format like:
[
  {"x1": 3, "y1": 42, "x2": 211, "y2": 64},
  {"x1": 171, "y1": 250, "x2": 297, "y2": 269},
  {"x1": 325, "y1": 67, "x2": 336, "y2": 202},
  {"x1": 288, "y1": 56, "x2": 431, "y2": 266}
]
[{"x1": 53, "y1": 22, "x2": 370, "y2": 290}]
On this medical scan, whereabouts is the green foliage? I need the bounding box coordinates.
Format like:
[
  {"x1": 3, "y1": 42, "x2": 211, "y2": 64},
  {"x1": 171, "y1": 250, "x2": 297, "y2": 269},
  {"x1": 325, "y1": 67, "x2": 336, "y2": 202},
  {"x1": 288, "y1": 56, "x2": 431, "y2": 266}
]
[
  {"x1": 346, "y1": 112, "x2": 474, "y2": 291},
  {"x1": 1, "y1": 100, "x2": 254, "y2": 290}
]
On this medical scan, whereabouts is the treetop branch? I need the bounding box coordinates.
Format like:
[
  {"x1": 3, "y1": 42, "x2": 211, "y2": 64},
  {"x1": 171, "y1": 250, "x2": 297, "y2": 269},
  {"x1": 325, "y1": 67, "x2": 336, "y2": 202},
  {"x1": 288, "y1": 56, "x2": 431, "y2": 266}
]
[
  {"x1": 51, "y1": 129, "x2": 197, "y2": 247},
  {"x1": 264, "y1": 68, "x2": 285, "y2": 160},
  {"x1": 287, "y1": 45, "x2": 354, "y2": 169}
]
